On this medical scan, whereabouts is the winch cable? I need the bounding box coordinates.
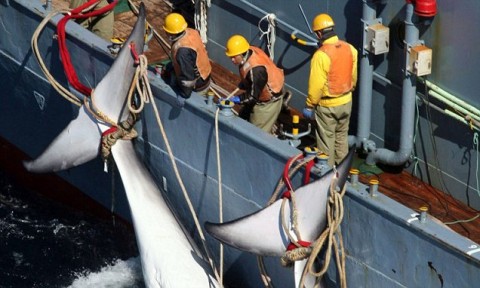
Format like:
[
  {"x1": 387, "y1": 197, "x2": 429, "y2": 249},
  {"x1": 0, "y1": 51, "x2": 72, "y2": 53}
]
[{"x1": 129, "y1": 51, "x2": 222, "y2": 286}]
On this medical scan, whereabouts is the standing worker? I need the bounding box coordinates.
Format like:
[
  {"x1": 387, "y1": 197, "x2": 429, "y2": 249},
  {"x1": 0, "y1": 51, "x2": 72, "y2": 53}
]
[
  {"x1": 69, "y1": 0, "x2": 115, "y2": 41},
  {"x1": 302, "y1": 13, "x2": 358, "y2": 167},
  {"x1": 225, "y1": 35, "x2": 285, "y2": 134},
  {"x1": 163, "y1": 13, "x2": 212, "y2": 102}
]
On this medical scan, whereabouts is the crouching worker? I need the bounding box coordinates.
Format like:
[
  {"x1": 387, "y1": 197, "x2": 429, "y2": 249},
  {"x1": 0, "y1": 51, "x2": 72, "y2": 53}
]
[
  {"x1": 163, "y1": 13, "x2": 212, "y2": 104},
  {"x1": 225, "y1": 35, "x2": 285, "y2": 134}
]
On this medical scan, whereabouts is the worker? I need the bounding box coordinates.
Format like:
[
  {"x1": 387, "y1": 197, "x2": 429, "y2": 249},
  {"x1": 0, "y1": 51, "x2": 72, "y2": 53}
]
[
  {"x1": 163, "y1": 13, "x2": 212, "y2": 103},
  {"x1": 225, "y1": 35, "x2": 285, "y2": 134},
  {"x1": 69, "y1": 0, "x2": 115, "y2": 41},
  {"x1": 302, "y1": 14, "x2": 358, "y2": 167}
]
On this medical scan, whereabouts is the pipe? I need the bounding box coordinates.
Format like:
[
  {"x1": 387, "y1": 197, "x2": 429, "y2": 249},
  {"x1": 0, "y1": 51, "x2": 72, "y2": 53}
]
[
  {"x1": 373, "y1": 72, "x2": 480, "y2": 129},
  {"x1": 348, "y1": 0, "x2": 378, "y2": 152},
  {"x1": 421, "y1": 79, "x2": 480, "y2": 118},
  {"x1": 421, "y1": 98, "x2": 480, "y2": 132},
  {"x1": 374, "y1": 72, "x2": 480, "y2": 125},
  {"x1": 366, "y1": 2, "x2": 419, "y2": 166},
  {"x1": 428, "y1": 90, "x2": 480, "y2": 123}
]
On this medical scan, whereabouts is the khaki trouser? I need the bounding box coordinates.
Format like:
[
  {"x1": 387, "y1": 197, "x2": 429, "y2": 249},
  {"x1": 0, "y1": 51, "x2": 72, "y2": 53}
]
[
  {"x1": 315, "y1": 101, "x2": 352, "y2": 167},
  {"x1": 70, "y1": 0, "x2": 114, "y2": 41},
  {"x1": 250, "y1": 95, "x2": 283, "y2": 134}
]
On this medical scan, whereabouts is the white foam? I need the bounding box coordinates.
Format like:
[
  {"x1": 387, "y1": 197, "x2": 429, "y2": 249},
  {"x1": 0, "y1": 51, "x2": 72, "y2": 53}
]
[{"x1": 66, "y1": 257, "x2": 144, "y2": 288}]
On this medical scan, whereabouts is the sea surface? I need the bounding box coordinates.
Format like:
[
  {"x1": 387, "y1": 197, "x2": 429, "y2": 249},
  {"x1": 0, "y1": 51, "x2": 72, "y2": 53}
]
[{"x1": 0, "y1": 169, "x2": 145, "y2": 288}]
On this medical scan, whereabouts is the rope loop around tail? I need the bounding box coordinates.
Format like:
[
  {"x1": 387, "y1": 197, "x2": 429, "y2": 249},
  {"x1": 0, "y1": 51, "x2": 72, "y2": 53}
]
[{"x1": 281, "y1": 246, "x2": 312, "y2": 267}]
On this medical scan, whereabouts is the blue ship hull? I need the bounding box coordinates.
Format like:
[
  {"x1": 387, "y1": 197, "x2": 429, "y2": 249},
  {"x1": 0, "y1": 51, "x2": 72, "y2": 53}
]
[{"x1": 1, "y1": 0, "x2": 479, "y2": 287}]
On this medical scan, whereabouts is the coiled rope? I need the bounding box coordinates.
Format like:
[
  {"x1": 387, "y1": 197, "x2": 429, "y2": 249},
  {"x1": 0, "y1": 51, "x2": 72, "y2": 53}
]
[
  {"x1": 299, "y1": 177, "x2": 347, "y2": 288},
  {"x1": 258, "y1": 13, "x2": 277, "y2": 60},
  {"x1": 195, "y1": 0, "x2": 210, "y2": 43}
]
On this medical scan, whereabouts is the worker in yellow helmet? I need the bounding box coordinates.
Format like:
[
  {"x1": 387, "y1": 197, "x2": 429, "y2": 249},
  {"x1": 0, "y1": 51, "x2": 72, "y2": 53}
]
[
  {"x1": 69, "y1": 0, "x2": 114, "y2": 41},
  {"x1": 163, "y1": 13, "x2": 212, "y2": 104},
  {"x1": 225, "y1": 35, "x2": 285, "y2": 134},
  {"x1": 302, "y1": 13, "x2": 358, "y2": 167}
]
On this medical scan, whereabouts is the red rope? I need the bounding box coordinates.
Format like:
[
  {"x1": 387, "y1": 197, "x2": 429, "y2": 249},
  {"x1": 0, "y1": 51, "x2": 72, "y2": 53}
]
[
  {"x1": 303, "y1": 159, "x2": 315, "y2": 185},
  {"x1": 286, "y1": 240, "x2": 311, "y2": 251},
  {"x1": 129, "y1": 42, "x2": 140, "y2": 65},
  {"x1": 101, "y1": 126, "x2": 117, "y2": 137},
  {"x1": 283, "y1": 155, "x2": 303, "y2": 192},
  {"x1": 56, "y1": 0, "x2": 118, "y2": 96}
]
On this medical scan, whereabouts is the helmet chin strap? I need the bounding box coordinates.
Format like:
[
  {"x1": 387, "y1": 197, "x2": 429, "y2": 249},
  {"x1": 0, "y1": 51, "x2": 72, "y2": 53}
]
[
  {"x1": 318, "y1": 29, "x2": 337, "y2": 44},
  {"x1": 240, "y1": 49, "x2": 250, "y2": 65},
  {"x1": 169, "y1": 31, "x2": 185, "y2": 42}
]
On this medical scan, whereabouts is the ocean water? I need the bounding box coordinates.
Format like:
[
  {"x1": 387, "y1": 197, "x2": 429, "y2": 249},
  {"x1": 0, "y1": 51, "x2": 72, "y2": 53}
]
[{"x1": 0, "y1": 170, "x2": 145, "y2": 288}]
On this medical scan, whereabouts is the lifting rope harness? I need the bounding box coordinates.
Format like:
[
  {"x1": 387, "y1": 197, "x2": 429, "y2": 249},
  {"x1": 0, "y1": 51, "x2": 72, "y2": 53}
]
[{"x1": 57, "y1": 0, "x2": 118, "y2": 96}]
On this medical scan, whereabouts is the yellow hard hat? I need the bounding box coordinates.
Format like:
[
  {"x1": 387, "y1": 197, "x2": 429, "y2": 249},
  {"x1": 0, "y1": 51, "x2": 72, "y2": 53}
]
[
  {"x1": 163, "y1": 13, "x2": 187, "y2": 34},
  {"x1": 312, "y1": 14, "x2": 334, "y2": 32},
  {"x1": 225, "y1": 35, "x2": 250, "y2": 57}
]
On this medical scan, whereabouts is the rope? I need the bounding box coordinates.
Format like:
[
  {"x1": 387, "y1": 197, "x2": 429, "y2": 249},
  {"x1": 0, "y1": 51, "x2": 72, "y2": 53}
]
[
  {"x1": 474, "y1": 132, "x2": 480, "y2": 198},
  {"x1": 33, "y1": 3, "x2": 223, "y2": 283},
  {"x1": 31, "y1": 0, "x2": 118, "y2": 105},
  {"x1": 57, "y1": 0, "x2": 118, "y2": 96},
  {"x1": 31, "y1": 9, "x2": 82, "y2": 106},
  {"x1": 256, "y1": 153, "x2": 317, "y2": 287},
  {"x1": 133, "y1": 54, "x2": 222, "y2": 285},
  {"x1": 214, "y1": 107, "x2": 224, "y2": 286},
  {"x1": 195, "y1": 0, "x2": 210, "y2": 43},
  {"x1": 255, "y1": 155, "x2": 347, "y2": 287},
  {"x1": 258, "y1": 13, "x2": 277, "y2": 60},
  {"x1": 299, "y1": 177, "x2": 347, "y2": 288}
]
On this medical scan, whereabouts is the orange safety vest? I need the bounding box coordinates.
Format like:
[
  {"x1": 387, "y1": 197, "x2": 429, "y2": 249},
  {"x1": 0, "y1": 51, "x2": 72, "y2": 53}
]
[
  {"x1": 171, "y1": 28, "x2": 212, "y2": 80},
  {"x1": 239, "y1": 46, "x2": 284, "y2": 102},
  {"x1": 319, "y1": 40, "x2": 353, "y2": 96}
]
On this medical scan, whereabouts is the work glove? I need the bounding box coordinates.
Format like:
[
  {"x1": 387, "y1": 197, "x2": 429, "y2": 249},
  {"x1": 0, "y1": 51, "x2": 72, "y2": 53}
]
[
  {"x1": 181, "y1": 79, "x2": 197, "y2": 88},
  {"x1": 302, "y1": 107, "x2": 315, "y2": 120},
  {"x1": 229, "y1": 95, "x2": 241, "y2": 104}
]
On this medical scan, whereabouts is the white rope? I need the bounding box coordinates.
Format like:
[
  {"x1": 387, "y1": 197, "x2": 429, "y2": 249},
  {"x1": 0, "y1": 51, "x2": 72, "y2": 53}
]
[
  {"x1": 258, "y1": 13, "x2": 277, "y2": 60},
  {"x1": 474, "y1": 132, "x2": 479, "y2": 198},
  {"x1": 31, "y1": 9, "x2": 82, "y2": 107},
  {"x1": 214, "y1": 107, "x2": 224, "y2": 286},
  {"x1": 194, "y1": 0, "x2": 210, "y2": 43},
  {"x1": 132, "y1": 55, "x2": 222, "y2": 285}
]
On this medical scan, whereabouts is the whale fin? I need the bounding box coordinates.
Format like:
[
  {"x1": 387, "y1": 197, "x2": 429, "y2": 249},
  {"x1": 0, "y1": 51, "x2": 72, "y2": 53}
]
[
  {"x1": 205, "y1": 148, "x2": 354, "y2": 256},
  {"x1": 24, "y1": 3, "x2": 147, "y2": 173}
]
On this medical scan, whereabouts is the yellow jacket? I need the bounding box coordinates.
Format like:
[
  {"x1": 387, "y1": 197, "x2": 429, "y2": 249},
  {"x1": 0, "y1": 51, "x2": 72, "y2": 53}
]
[{"x1": 306, "y1": 36, "x2": 358, "y2": 108}]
